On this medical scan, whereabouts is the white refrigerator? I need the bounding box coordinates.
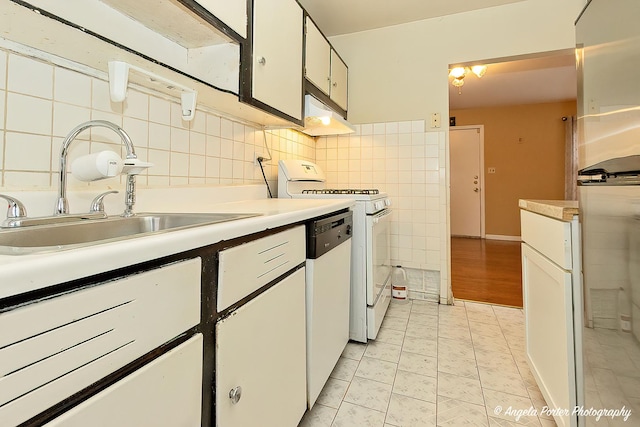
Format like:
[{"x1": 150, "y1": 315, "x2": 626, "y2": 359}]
[{"x1": 576, "y1": 0, "x2": 640, "y2": 425}]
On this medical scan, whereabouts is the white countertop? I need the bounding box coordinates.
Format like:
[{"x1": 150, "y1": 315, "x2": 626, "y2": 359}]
[
  {"x1": 0, "y1": 197, "x2": 354, "y2": 300},
  {"x1": 518, "y1": 199, "x2": 579, "y2": 221}
]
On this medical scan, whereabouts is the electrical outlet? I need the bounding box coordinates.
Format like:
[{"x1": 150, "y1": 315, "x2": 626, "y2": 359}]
[
  {"x1": 430, "y1": 112, "x2": 441, "y2": 128},
  {"x1": 488, "y1": 167, "x2": 496, "y2": 174},
  {"x1": 254, "y1": 151, "x2": 265, "y2": 166}
]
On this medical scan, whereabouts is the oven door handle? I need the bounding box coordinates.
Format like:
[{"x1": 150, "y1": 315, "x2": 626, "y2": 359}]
[{"x1": 372, "y1": 209, "x2": 392, "y2": 224}]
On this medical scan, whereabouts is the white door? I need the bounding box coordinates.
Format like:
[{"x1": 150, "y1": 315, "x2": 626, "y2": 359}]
[
  {"x1": 252, "y1": 0, "x2": 303, "y2": 120},
  {"x1": 450, "y1": 126, "x2": 483, "y2": 237},
  {"x1": 329, "y1": 50, "x2": 348, "y2": 110},
  {"x1": 305, "y1": 16, "x2": 331, "y2": 95},
  {"x1": 216, "y1": 268, "x2": 307, "y2": 427},
  {"x1": 522, "y1": 243, "x2": 577, "y2": 427},
  {"x1": 44, "y1": 335, "x2": 203, "y2": 427}
]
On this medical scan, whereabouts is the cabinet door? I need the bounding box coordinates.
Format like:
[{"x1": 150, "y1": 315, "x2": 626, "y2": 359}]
[
  {"x1": 252, "y1": 0, "x2": 303, "y2": 120},
  {"x1": 330, "y1": 50, "x2": 348, "y2": 110},
  {"x1": 194, "y1": 0, "x2": 247, "y2": 38},
  {"x1": 305, "y1": 16, "x2": 330, "y2": 95},
  {"x1": 216, "y1": 268, "x2": 306, "y2": 427},
  {"x1": 45, "y1": 334, "x2": 203, "y2": 427},
  {"x1": 522, "y1": 243, "x2": 577, "y2": 427},
  {"x1": 0, "y1": 259, "x2": 201, "y2": 427}
]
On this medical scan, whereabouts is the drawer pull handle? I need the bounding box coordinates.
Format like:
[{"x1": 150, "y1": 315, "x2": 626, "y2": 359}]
[{"x1": 229, "y1": 386, "x2": 242, "y2": 404}]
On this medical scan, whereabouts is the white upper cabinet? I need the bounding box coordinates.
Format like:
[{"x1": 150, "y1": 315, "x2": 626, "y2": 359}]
[
  {"x1": 252, "y1": 0, "x2": 304, "y2": 121},
  {"x1": 303, "y1": 16, "x2": 348, "y2": 112},
  {"x1": 330, "y1": 50, "x2": 348, "y2": 110},
  {"x1": 193, "y1": 0, "x2": 247, "y2": 38},
  {"x1": 304, "y1": 17, "x2": 331, "y2": 95}
]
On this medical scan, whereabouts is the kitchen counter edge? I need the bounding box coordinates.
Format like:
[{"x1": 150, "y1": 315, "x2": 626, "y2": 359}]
[
  {"x1": 518, "y1": 199, "x2": 579, "y2": 221},
  {"x1": 0, "y1": 198, "x2": 354, "y2": 300}
]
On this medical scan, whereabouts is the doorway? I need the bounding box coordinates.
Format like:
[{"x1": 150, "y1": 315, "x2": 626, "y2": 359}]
[{"x1": 450, "y1": 126, "x2": 485, "y2": 238}]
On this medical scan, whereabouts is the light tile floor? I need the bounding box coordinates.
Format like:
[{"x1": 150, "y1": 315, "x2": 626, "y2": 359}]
[{"x1": 299, "y1": 299, "x2": 557, "y2": 427}]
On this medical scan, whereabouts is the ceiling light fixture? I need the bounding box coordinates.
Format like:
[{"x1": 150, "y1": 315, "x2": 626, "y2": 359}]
[{"x1": 449, "y1": 65, "x2": 488, "y2": 94}]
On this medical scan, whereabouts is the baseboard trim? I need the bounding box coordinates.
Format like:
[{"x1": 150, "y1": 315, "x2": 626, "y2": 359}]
[{"x1": 485, "y1": 234, "x2": 521, "y2": 242}]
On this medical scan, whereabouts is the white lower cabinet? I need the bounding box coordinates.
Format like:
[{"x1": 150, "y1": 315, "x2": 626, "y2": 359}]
[
  {"x1": 0, "y1": 258, "x2": 201, "y2": 427},
  {"x1": 521, "y1": 208, "x2": 581, "y2": 427},
  {"x1": 215, "y1": 268, "x2": 307, "y2": 427},
  {"x1": 44, "y1": 334, "x2": 203, "y2": 427}
]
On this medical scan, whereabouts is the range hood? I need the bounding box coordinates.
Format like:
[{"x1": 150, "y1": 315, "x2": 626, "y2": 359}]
[{"x1": 301, "y1": 95, "x2": 356, "y2": 136}]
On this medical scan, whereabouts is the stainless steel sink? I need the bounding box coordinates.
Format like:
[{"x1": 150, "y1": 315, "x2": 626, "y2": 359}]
[{"x1": 0, "y1": 212, "x2": 260, "y2": 255}]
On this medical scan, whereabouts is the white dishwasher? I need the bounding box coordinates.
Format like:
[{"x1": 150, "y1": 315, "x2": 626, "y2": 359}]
[{"x1": 305, "y1": 210, "x2": 352, "y2": 408}]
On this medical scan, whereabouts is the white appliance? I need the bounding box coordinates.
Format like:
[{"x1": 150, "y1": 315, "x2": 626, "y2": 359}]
[
  {"x1": 305, "y1": 210, "x2": 352, "y2": 407},
  {"x1": 301, "y1": 95, "x2": 356, "y2": 136},
  {"x1": 576, "y1": 1, "x2": 640, "y2": 425},
  {"x1": 278, "y1": 159, "x2": 392, "y2": 342}
]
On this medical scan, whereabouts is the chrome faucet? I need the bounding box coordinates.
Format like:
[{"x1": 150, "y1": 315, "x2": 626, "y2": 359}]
[
  {"x1": 0, "y1": 194, "x2": 28, "y2": 224},
  {"x1": 55, "y1": 120, "x2": 138, "y2": 217}
]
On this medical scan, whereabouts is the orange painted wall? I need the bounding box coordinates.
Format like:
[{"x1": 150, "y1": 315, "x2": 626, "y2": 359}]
[{"x1": 450, "y1": 100, "x2": 577, "y2": 237}]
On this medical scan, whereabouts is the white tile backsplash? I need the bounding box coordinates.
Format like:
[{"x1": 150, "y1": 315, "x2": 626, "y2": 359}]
[
  {"x1": 149, "y1": 122, "x2": 170, "y2": 150},
  {"x1": 6, "y1": 93, "x2": 52, "y2": 134},
  {"x1": 148, "y1": 96, "x2": 171, "y2": 124},
  {"x1": 0, "y1": 131, "x2": 3, "y2": 170},
  {"x1": 53, "y1": 102, "x2": 92, "y2": 137},
  {"x1": 148, "y1": 149, "x2": 170, "y2": 176},
  {"x1": 170, "y1": 127, "x2": 189, "y2": 153},
  {"x1": 0, "y1": 90, "x2": 4, "y2": 129},
  {"x1": 169, "y1": 151, "x2": 189, "y2": 177},
  {"x1": 8, "y1": 54, "x2": 53, "y2": 99},
  {"x1": 316, "y1": 121, "x2": 448, "y2": 300},
  {"x1": 123, "y1": 90, "x2": 149, "y2": 121},
  {"x1": 54, "y1": 67, "x2": 91, "y2": 108},
  {"x1": 4, "y1": 132, "x2": 51, "y2": 172},
  {"x1": 0, "y1": 48, "x2": 314, "y2": 192},
  {"x1": 0, "y1": 51, "x2": 6, "y2": 90},
  {"x1": 91, "y1": 78, "x2": 122, "y2": 114},
  {"x1": 206, "y1": 114, "x2": 221, "y2": 137}
]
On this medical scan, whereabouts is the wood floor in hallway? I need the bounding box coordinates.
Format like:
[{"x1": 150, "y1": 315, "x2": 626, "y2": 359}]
[{"x1": 451, "y1": 237, "x2": 523, "y2": 307}]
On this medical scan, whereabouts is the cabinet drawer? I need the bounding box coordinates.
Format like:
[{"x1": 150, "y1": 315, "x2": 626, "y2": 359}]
[
  {"x1": 521, "y1": 209, "x2": 573, "y2": 269},
  {"x1": 218, "y1": 226, "x2": 305, "y2": 311},
  {"x1": 0, "y1": 258, "x2": 201, "y2": 427}
]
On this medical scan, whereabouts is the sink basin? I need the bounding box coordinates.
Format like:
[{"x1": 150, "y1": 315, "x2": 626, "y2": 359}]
[{"x1": 0, "y1": 212, "x2": 260, "y2": 255}]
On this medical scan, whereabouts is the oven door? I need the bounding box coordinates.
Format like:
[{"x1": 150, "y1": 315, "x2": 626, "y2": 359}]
[{"x1": 365, "y1": 209, "x2": 392, "y2": 306}]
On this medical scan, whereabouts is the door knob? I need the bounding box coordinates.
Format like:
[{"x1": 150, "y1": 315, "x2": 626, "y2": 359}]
[
  {"x1": 473, "y1": 181, "x2": 478, "y2": 184},
  {"x1": 229, "y1": 386, "x2": 242, "y2": 404},
  {"x1": 474, "y1": 175, "x2": 478, "y2": 179},
  {"x1": 474, "y1": 188, "x2": 479, "y2": 192},
  {"x1": 257, "y1": 56, "x2": 266, "y2": 65}
]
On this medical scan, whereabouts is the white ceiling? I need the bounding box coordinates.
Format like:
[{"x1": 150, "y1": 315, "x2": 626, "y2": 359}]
[
  {"x1": 297, "y1": 0, "x2": 526, "y2": 37},
  {"x1": 297, "y1": 0, "x2": 577, "y2": 110},
  {"x1": 448, "y1": 52, "x2": 577, "y2": 110}
]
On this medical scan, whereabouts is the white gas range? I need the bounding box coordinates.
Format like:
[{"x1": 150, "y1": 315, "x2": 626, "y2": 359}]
[{"x1": 278, "y1": 159, "x2": 392, "y2": 343}]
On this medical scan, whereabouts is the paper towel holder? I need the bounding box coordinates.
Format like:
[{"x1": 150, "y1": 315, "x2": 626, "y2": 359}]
[{"x1": 108, "y1": 61, "x2": 198, "y2": 121}]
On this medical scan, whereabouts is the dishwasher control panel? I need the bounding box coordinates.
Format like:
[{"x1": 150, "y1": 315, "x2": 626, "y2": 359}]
[{"x1": 306, "y1": 210, "x2": 353, "y2": 259}]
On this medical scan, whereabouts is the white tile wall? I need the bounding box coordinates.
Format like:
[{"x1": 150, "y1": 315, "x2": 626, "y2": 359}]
[
  {"x1": 316, "y1": 122, "x2": 449, "y2": 300},
  {"x1": 0, "y1": 49, "x2": 315, "y2": 194}
]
